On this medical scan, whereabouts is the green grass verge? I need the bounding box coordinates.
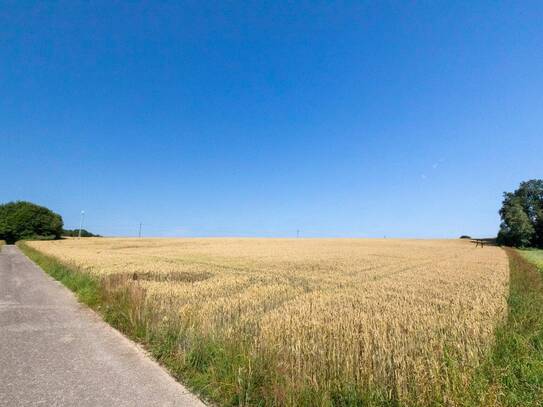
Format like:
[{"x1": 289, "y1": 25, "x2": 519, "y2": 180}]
[
  {"x1": 519, "y1": 248, "x2": 543, "y2": 271},
  {"x1": 17, "y1": 242, "x2": 102, "y2": 306},
  {"x1": 16, "y1": 242, "x2": 543, "y2": 406},
  {"x1": 461, "y1": 248, "x2": 543, "y2": 406}
]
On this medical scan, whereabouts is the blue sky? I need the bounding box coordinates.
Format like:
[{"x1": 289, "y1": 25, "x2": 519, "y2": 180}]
[{"x1": 1, "y1": 1, "x2": 542, "y2": 238}]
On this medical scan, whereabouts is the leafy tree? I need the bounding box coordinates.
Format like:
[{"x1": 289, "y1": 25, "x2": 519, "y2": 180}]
[
  {"x1": 0, "y1": 201, "x2": 63, "y2": 244},
  {"x1": 497, "y1": 180, "x2": 543, "y2": 248}
]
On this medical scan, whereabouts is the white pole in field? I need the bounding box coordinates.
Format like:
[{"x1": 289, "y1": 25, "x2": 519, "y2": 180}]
[
  {"x1": 138, "y1": 222, "x2": 142, "y2": 238},
  {"x1": 78, "y1": 210, "x2": 85, "y2": 238}
]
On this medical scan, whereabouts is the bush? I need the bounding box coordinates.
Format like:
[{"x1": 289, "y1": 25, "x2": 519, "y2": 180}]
[
  {"x1": 460, "y1": 235, "x2": 471, "y2": 239},
  {"x1": 0, "y1": 201, "x2": 63, "y2": 244}
]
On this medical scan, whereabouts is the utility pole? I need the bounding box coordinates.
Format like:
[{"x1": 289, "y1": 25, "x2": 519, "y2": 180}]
[
  {"x1": 296, "y1": 229, "x2": 300, "y2": 238},
  {"x1": 78, "y1": 210, "x2": 85, "y2": 239},
  {"x1": 138, "y1": 222, "x2": 142, "y2": 238}
]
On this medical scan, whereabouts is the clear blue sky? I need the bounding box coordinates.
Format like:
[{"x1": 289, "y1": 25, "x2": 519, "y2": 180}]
[{"x1": 1, "y1": 2, "x2": 541, "y2": 238}]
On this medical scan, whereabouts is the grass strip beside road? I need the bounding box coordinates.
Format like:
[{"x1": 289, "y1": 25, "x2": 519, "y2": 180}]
[{"x1": 18, "y1": 241, "x2": 101, "y2": 307}]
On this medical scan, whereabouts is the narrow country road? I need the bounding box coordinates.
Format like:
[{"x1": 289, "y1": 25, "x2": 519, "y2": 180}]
[{"x1": 0, "y1": 245, "x2": 205, "y2": 407}]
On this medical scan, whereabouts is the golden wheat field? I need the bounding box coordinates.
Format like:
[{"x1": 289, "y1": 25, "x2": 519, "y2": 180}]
[{"x1": 28, "y1": 238, "x2": 509, "y2": 404}]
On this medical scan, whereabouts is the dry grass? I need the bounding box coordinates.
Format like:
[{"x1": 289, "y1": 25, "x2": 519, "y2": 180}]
[{"x1": 27, "y1": 238, "x2": 509, "y2": 405}]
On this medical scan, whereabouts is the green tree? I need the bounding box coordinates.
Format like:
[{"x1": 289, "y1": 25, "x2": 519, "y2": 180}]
[
  {"x1": 0, "y1": 201, "x2": 64, "y2": 244},
  {"x1": 497, "y1": 180, "x2": 543, "y2": 248},
  {"x1": 516, "y1": 179, "x2": 543, "y2": 247}
]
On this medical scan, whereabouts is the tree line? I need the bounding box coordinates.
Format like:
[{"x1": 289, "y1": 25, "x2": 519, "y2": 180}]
[
  {"x1": 0, "y1": 201, "x2": 63, "y2": 244},
  {"x1": 62, "y1": 228, "x2": 101, "y2": 238},
  {"x1": 497, "y1": 179, "x2": 543, "y2": 248},
  {"x1": 0, "y1": 201, "x2": 99, "y2": 244}
]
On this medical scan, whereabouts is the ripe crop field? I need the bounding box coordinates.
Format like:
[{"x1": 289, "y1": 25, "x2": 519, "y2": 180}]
[{"x1": 27, "y1": 238, "x2": 509, "y2": 405}]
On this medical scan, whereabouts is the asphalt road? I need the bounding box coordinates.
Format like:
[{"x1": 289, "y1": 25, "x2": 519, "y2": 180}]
[{"x1": 0, "y1": 245, "x2": 205, "y2": 407}]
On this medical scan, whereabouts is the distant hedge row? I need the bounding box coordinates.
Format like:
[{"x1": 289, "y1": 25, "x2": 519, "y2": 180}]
[{"x1": 62, "y1": 228, "x2": 101, "y2": 238}]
